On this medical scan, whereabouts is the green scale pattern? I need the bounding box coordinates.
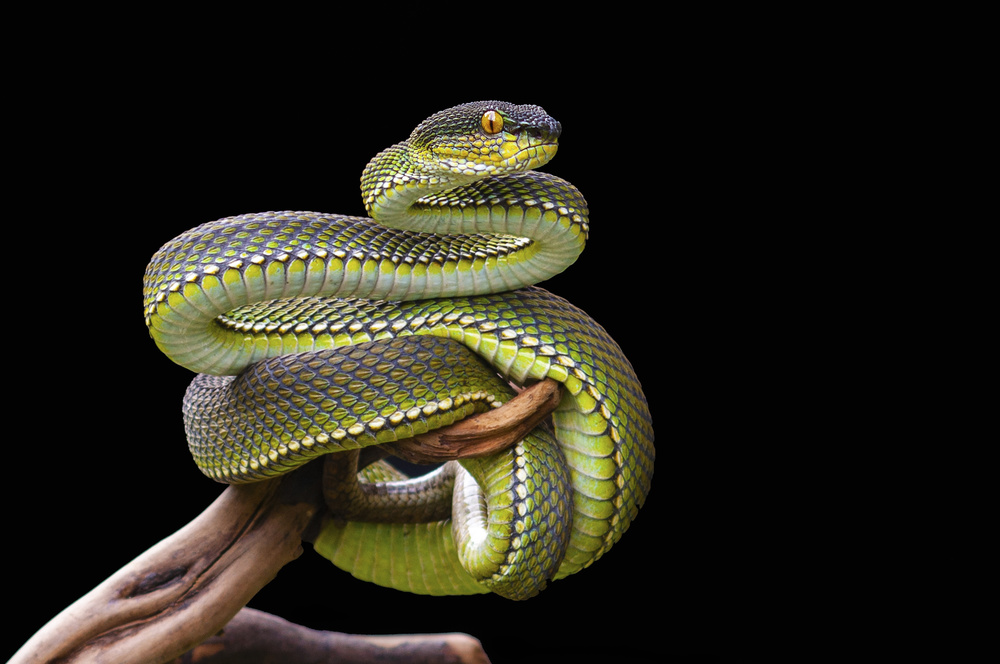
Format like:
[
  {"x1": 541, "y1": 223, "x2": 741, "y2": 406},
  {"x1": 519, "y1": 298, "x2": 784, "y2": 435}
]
[
  {"x1": 182, "y1": 335, "x2": 513, "y2": 479},
  {"x1": 175, "y1": 284, "x2": 654, "y2": 579},
  {"x1": 143, "y1": 101, "x2": 654, "y2": 598}
]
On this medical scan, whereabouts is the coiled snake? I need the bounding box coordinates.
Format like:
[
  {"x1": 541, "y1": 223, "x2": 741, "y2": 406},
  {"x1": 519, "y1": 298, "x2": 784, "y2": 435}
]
[{"x1": 143, "y1": 101, "x2": 655, "y2": 600}]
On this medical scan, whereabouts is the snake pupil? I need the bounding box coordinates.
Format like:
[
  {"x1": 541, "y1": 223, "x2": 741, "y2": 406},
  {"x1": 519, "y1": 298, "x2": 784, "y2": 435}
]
[{"x1": 481, "y1": 110, "x2": 503, "y2": 135}]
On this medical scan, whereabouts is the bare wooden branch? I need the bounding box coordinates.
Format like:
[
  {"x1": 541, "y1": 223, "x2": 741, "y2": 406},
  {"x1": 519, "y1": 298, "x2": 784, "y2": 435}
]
[
  {"x1": 169, "y1": 607, "x2": 491, "y2": 664},
  {"x1": 385, "y1": 379, "x2": 561, "y2": 464},
  {"x1": 11, "y1": 461, "x2": 325, "y2": 664},
  {"x1": 11, "y1": 379, "x2": 559, "y2": 663}
]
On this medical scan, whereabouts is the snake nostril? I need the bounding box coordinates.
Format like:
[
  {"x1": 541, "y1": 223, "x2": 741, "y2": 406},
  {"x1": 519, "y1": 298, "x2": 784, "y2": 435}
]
[{"x1": 528, "y1": 121, "x2": 561, "y2": 142}]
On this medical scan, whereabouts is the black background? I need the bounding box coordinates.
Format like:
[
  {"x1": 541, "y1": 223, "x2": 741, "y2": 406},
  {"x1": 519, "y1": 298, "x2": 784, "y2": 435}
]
[{"x1": 4, "y1": 21, "x2": 823, "y2": 664}]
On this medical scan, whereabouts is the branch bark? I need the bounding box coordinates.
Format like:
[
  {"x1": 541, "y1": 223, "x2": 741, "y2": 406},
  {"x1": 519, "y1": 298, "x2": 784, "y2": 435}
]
[
  {"x1": 12, "y1": 460, "x2": 324, "y2": 664},
  {"x1": 169, "y1": 607, "x2": 490, "y2": 664},
  {"x1": 12, "y1": 379, "x2": 560, "y2": 664},
  {"x1": 386, "y1": 379, "x2": 561, "y2": 463}
]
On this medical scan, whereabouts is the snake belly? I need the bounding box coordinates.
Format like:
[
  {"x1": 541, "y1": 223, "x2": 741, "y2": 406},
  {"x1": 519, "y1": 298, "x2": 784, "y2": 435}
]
[{"x1": 143, "y1": 101, "x2": 655, "y2": 600}]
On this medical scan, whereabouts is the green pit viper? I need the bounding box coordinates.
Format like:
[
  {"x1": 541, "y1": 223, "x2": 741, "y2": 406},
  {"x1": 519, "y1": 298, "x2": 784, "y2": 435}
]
[{"x1": 143, "y1": 101, "x2": 655, "y2": 600}]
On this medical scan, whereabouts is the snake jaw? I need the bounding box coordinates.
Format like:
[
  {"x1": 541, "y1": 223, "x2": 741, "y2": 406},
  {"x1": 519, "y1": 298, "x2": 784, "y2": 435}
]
[
  {"x1": 432, "y1": 141, "x2": 558, "y2": 179},
  {"x1": 423, "y1": 130, "x2": 559, "y2": 178}
]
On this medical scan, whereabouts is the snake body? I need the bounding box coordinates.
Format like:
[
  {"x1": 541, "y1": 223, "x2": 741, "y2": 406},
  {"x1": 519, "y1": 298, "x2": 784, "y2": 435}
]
[{"x1": 143, "y1": 101, "x2": 655, "y2": 600}]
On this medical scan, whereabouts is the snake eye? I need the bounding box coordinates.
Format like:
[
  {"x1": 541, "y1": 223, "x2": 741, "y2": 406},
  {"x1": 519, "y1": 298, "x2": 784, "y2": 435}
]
[{"x1": 481, "y1": 110, "x2": 503, "y2": 135}]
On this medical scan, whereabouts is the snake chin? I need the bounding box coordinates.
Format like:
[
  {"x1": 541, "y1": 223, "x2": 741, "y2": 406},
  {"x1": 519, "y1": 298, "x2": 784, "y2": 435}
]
[{"x1": 434, "y1": 145, "x2": 558, "y2": 178}]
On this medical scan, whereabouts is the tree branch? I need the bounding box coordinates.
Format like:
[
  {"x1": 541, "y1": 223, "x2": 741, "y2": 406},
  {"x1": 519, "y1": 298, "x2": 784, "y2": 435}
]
[
  {"x1": 11, "y1": 460, "x2": 324, "y2": 664},
  {"x1": 385, "y1": 379, "x2": 561, "y2": 464},
  {"x1": 12, "y1": 379, "x2": 560, "y2": 664},
  {"x1": 169, "y1": 607, "x2": 490, "y2": 664}
]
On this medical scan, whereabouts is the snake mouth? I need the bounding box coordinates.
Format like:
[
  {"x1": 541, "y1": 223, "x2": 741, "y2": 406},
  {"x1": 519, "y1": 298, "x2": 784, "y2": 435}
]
[
  {"x1": 435, "y1": 139, "x2": 558, "y2": 177},
  {"x1": 482, "y1": 131, "x2": 561, "y2": 174},
  {"x1": 504, "y1": 141, "x2": 559, "y2": 172},
  {"x1": 503, "y1": 117, "x2": 561, "y2": 166}
]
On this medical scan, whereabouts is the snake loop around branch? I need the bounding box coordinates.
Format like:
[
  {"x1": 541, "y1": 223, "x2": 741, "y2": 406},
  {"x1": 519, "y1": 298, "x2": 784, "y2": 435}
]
[{"x1": 143, "y1": 101, "x2": 655, "y2": 600}]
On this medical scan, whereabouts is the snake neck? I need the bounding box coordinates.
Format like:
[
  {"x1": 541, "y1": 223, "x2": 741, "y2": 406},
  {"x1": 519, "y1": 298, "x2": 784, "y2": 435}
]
[
  {"x1": 360, "y1": 142, "x2": 477, "y2": 226},
  {"x1": 360, "y1": 141, "x2": 589, "y2": 258}
]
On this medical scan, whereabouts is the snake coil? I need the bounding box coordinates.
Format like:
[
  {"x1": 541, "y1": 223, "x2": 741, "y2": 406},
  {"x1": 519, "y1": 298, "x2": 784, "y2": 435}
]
[{"x1": 143, "y1": 101, "x2": 654, "y2": 600}]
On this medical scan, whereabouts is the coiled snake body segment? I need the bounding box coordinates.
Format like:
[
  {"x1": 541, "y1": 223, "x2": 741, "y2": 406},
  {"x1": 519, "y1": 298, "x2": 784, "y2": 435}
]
[{"x1": 143, "y1": 101, "x2": 655, "y2": 600}]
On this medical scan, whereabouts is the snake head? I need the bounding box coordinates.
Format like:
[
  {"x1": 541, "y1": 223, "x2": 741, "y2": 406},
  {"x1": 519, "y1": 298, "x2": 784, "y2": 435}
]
[
  {"x1": 362, "y1": 101, "x2": 567, "y2": 225},
  {"x1": 409, "y1": 101, "x2": 561, "y2": 177}
]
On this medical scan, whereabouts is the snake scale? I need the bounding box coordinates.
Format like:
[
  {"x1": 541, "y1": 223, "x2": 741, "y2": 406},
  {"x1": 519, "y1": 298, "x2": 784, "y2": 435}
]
[{"x1": 143, "y1": 101, "x2": 655, "y2": 600}]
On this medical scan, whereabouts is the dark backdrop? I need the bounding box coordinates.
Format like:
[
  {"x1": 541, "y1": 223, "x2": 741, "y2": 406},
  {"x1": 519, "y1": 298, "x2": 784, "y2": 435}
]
[{"x1": 7, "y1": 35, "x2": 797, "y2": 664}]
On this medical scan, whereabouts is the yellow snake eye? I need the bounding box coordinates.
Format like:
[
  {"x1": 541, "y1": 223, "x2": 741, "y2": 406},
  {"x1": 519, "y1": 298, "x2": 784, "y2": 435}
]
[{"x1": 481, "y1": 110, "x2": 503, "y2": 135}]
